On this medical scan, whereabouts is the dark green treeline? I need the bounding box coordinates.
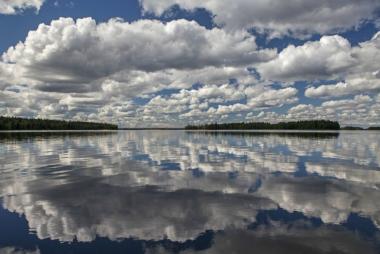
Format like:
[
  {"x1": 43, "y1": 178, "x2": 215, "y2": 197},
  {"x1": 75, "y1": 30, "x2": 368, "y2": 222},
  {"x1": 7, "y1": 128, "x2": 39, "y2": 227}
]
[
  {"x1": 0, "y1": 116, "x2": 118, "y2": 130},
  {"x1": 185, "y1": 120, "x2": 340, "y2": 130}
]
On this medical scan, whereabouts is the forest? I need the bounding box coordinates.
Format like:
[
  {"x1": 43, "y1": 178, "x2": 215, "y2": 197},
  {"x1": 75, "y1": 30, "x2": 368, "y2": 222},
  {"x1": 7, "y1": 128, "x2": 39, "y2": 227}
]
[
  {"x1": 185, "y1": 120, "x2": 341, "y2": 130},
  {"x1": 0, "y1": 116, "x2": 118, "y2": 130}
]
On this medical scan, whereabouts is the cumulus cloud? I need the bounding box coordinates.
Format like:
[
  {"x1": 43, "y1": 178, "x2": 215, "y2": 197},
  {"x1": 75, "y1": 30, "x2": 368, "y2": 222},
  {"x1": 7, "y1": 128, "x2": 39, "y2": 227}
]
[
  {"x1": 246, "y1": 92, "x2": 380, "y2": 126},
  {"x1": 305, "y1": 82, "x2": 353, "y2": 98},
  {"x1": 321, "y1": 95, "x2": 372, "y2": 109},
  {"x1": 285, "y1": 95, "x2": 378, "y2": 124},
  {"x1": 140, "y1": 0, "x2": 380, "y2": 38},
  {"x1": 258, "y1": 35, "x2": 356, "y2": 81},
  {"x1": 142, "y1": 83, "x2": 298, "y2": 123},
  {"x1": 247, "y1": 87, "x2": 298, "y2": 108},
  {"x1": 0, "y1": 10, "x2": 379, "y2": 125},
  {"x1": 0, "y1": 17, "x2": 285, "y2": 125},
  {"x1": 2, "y1": 17, "x2": 274, "y2": 86},
  {"x1": 259, "y1": 32, "x2": 380, "y2": 99},
  {"x1": 304, "y1": 33, "x2": 380, "y2": 98},
  {"x1": 144, "y1": 83, "x2": 247, "y2": 117},
  {"x1": 0, "y1": 0, "x2": 44, "y2": 14}
]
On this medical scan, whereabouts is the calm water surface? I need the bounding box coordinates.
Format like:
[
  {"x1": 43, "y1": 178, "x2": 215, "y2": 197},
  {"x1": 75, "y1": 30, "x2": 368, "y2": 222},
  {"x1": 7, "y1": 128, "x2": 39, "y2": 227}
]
[{"x1": 0, "y1": 130, "x2": 380, "y2": 254}]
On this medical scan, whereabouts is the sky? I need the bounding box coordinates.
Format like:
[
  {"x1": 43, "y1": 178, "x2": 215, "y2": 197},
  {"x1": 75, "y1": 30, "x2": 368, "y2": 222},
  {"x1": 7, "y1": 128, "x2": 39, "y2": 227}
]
[{"x1": 0, "y1": 0, "x2": 379, "y2": 127}]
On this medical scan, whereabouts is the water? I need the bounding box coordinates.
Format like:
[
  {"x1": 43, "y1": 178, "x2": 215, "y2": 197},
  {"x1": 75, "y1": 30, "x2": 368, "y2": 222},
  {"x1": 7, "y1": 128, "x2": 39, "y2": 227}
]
[{"x1": 0, "y1": 130, "x2": 380, "y2": 254}]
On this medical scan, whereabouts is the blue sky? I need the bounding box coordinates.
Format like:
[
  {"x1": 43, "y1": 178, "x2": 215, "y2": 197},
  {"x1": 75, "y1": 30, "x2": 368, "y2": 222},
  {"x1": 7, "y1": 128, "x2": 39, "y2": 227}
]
[{"x1": 0, "y1": 0, "x2": 379, "y2": 127}]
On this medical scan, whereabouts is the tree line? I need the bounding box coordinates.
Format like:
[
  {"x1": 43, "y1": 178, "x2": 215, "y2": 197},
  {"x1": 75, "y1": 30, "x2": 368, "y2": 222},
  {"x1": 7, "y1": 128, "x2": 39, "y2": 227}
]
[
  {"x1": 0, "y1": 116, "x2": 118, "y2": 130},
  {"x1": 185, "y1": 120, "x2": 341, "y2": 130},
  {"x1": 339, "y1": 126, "x2": 380, "y2": 130}
]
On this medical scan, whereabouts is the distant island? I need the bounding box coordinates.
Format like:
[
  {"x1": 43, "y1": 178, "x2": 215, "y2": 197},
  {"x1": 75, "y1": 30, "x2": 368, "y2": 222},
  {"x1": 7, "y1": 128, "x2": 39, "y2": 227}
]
[
  {"x1": 340, "y1": 126, "x2": 364, "y2": 130},
  {"x1": 186, "y1": 120, "x2": 341, "y2": 130},
  {"x1": 340, "y1": 126, "x2": 380, "y2": 130},
  {"x1": 186, "y1": 120, "x2": 380, "y2": 131},
  {"x1": 0, "y1": 116, "x2": 118, "y2": 130}
]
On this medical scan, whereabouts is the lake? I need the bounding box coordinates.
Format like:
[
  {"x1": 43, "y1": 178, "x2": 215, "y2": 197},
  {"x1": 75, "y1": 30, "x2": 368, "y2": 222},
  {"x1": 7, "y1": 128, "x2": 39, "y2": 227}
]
[{"x1": 0, "y1": 130, "x2": 380, "y2": 254}]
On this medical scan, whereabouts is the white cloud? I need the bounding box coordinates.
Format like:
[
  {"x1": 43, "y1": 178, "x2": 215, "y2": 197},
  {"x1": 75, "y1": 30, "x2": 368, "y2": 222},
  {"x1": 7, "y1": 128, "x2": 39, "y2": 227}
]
[
  {"x1": 304, "y1": 33, "x2": 380, "y2": 98},
  {"x1": 98, "y1": 66, "x2": 259, "y2": 102},
  {"x1": 258, "y1": 35, "x2": 356, "y2": 81},
  {"x1": 0, "y1": 17, "x2": 278, "y2": 125},
  {"x1": 283, "y1": 94, "x2": 378, "y2": 126},
  {"x1": 213, "y1": 103, "x2": 249, "y2": 116},
  {"x1": 305, "y1": 82, "x2": 351, "y2": 98},
  {"x1": 0, "y1": 12, "x2": 379, "y2": 125},
  {"x1": 320, "y1": 95, "x2": 372, "y2": 109},
  {"x1": 140, "y1": 0, "x2": 380, "y2": 38},
  {"x1": 246, "y1": 92, "x2": 380, "y2": 126},
  {"x1": 247, "y1": 87, "x2": 298, "y2": 108},
  {"x1": 2, "y1": 17, "x2": 274, "y2": 87},
  {"x1": 259, "y1": 32, "x2": 380, "y2": 99},
  {"x1": 0, "y1": 0, "x2": 44, "y2": 14},
  {"x1": 143, "y1": 84, "x2": 298, "y2": 124}
]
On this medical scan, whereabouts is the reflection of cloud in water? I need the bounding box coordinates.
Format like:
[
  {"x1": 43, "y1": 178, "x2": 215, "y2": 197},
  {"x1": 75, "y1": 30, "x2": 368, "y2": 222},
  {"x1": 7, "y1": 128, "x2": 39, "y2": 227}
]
[
  {"x1": 1, "y1": 131, "x2": 302, "y2": 176},
  {"x1": 306, "y1": 162, "x2": 380, "y2": 186},
  {"x1": 281, "y1": 132, "x2": 380, "y2": 167},
  {"x1": 3, "y1": 169, "x2": 380, "y2": 242},
  {"x1": 258, "y1": 175, "x2": 380, "y2": 226},
  {"x1": 2, "y1": 176, "x2": 275, "y2": 242},
  {"x1": 0, "y1": 247, "x2": 40, "y2": 254},
  {"x1": 2, "y1": 131, "x2": 379, "y2": 177},
  {"x1": 149, "y1": 222, "x2": 377, "y2": 254},
  {"x1": 1, "y1": 131, "x2": 380, "y2": 244}
]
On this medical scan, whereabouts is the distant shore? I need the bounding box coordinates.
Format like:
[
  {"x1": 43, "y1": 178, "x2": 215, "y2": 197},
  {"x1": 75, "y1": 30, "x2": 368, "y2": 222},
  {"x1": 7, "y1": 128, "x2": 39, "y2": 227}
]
[
  {"x1": 185, "y1": 120, "x2": 341, "y2": 130},
  {"x1": 0, "y1": 116, "x2": 117, "y2": 130},
  {"x1": 1, "y1": 117, "x2": 379, "y2": 131},
  {"x1": 119, "y1": 128, "x2": 184, "y2": 130},
  {"x1": 185, "y1": 120, "x2": 380, "y2": 131}
]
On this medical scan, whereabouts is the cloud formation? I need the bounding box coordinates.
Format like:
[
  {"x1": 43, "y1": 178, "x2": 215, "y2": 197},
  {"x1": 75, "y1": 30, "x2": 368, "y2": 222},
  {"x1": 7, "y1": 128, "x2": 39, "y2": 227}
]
[
  {"x1": 0, "y1": 0, "x2": 44, "y2": 14},
  {"x1": 259, "y1": 32, "x2": 380, "y2": 100},
  {"x1": 0, "y1": 4, "x2": 379, "y2": 126},
  {"x1": 2, "y1": 17, "x2": 273, "y2": 85},
  {"x1": 258, "y1": 35, "x2": 356, "y2": 81},
  {"x1": 140, "y1": 0, "x2": 380, "y2": 38}
]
